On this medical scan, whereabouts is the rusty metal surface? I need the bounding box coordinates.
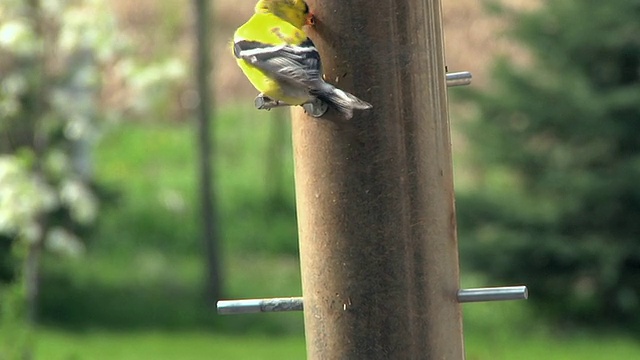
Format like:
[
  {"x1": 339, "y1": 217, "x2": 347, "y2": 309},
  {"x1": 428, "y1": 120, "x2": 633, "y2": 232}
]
[{"x1": 291, "y1": 0, "x2": 465, "y2": 358}]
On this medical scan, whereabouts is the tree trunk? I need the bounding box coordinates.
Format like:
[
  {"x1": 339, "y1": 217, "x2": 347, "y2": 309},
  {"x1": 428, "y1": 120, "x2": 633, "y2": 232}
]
[
  {"x1": 193, "y1": 0, "x2": 222, "y2": 303},
  {"x1": 24, "y1": 240, "x2": 43, "y2": 324}
]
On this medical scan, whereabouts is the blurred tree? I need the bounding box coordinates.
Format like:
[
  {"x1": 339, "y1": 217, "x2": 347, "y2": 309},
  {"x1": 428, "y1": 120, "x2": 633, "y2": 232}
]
[
  {"x1": 0, "y1": 0, "x2": 185, "y2": 356},
  {"x1": 458, "y1": 0, "x2": 640, "y2": 329},
  {"x1": 1, "y1": 0, "x2": 109, "y2": 332},
  {"x1": 192, "y1": 0, "x2": 222, "y2": 303}
]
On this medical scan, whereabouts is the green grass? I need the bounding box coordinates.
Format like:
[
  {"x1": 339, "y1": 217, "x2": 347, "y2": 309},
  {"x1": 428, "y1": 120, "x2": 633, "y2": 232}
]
[
  {"x1": 94, "y1": 106, "x2": 297, "y2": 255},
  {"x1": 28, "y1": 108, "x2": 640, "y2": 359},
  {"x1": 32, "y1": 324, "x2": 640, "y2": 360},
  {"x1": 459, "y1": 288, "x2": 640, "y2": 358},
  {"x1": 36, "y1": 329, "x2": 306, "y2": 360},
  {"x1": 464, "y1": 325, "x2": 640, "y2": 360},
  {"x1": 39, "y1": 108, "x2": 303, "y2": 334}
]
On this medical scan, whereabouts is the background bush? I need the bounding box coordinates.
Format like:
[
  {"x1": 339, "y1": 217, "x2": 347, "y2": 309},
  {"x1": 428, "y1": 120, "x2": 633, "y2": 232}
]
[{"x1": 458, "y1": 0, "x2": 640, "y2": 330}]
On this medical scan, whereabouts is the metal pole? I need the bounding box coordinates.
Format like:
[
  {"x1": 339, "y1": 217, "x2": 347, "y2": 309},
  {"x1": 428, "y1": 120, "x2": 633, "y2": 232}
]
[
  {"x1": 446, "y1": 71, "x2": 473, "y2": 87},
  {"x1": 458, "y1": 286, "x2": 528, "y2": 303},
  {"x1": 216, "y1": 286, "x2": 528, "y2": 314},
  {"x1": 217, "y1": 297, "x2": 304, "y2": 314},
  {"x1": 291, "y1": 0, "x2": 464, "y2": 358}
]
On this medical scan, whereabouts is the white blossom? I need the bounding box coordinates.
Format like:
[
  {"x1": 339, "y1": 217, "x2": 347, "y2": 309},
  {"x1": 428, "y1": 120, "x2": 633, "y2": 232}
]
[
  {"x1": 0, "y1": 156, "x2": 58, "y2": 237},
  {"x1": 0, "y1": 19, "x2": 39, "y2": 55},
  {"x1": 59, "y1": 178, "x2": 98, "y2": 224},
  {"x1": 46, "y1": 227, "x2": 85, "y2": 257}
]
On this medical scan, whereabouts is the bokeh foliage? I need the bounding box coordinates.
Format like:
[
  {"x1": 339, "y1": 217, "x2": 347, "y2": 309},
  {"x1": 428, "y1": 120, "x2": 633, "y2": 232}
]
[
  {"x1": 458, "y1": 0, "x2": 640, "y2": 329},
  {"x1": 0, "y1": 0, "x2": 184, "y2": 357}
]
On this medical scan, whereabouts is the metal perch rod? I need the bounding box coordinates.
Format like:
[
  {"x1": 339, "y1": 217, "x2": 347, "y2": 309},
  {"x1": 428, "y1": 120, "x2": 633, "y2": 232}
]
[
  {"x1": 217, "y1": 297, "x2": 304, "y2": 315},
  {"x1": 457, "y1": 286, "x2": 528, "y2": 303},
  {"x1": 445, "y1": 71, "x2": 472, "y2": 87},
  {"x1": 217, "y1": 285, "x2": 527, "y2": 314}
]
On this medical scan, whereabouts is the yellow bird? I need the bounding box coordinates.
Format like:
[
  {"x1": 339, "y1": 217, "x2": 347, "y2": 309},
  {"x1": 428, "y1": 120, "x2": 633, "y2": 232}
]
[{"x1": 232, "y1": 0, "x2": 372, "y2": 119}]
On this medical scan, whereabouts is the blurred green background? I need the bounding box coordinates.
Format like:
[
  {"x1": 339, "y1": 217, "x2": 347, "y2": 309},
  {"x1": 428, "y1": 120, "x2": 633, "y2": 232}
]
[{"x1": 1, "y1": 0, "x2": 639, "y2": 359}]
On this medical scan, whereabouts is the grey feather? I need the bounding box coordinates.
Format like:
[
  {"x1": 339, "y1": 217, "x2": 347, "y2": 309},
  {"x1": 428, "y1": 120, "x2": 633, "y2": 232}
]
[{"x1": 234, "y1": 39, "x2": 372, "y2": 119}]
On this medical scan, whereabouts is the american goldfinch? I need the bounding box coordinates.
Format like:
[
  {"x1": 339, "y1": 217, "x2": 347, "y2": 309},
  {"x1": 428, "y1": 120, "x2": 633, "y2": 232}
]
[{"x1": 233, "y1": 0, "x2": 372, "y2": 119}]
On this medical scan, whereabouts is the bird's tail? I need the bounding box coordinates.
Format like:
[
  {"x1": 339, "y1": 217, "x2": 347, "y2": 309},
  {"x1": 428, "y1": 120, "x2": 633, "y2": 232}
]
[{"x1": 316, "y1": 84, "x2": 372, "y2": 120}]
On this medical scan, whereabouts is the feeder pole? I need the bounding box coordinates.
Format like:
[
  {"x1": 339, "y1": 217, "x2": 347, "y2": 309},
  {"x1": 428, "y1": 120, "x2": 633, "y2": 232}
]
[{"x1": 291, "y1": 0, "x2": 465, "y2": 358}]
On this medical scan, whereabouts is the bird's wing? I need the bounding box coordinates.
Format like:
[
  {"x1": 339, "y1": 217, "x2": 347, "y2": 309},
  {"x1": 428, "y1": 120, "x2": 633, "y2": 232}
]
[{"x1": 233, "y1": 38, "x2": 322, "y2": 87}]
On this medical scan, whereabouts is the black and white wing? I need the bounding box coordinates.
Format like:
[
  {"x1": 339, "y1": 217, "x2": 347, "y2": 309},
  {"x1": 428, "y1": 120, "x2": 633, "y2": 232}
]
[
  {"x1": 234, "y1": 37, "x2": 371, "y2": 119},
  {"x1": 233, "y1": 39, "x2": 322, "y2": 87}
]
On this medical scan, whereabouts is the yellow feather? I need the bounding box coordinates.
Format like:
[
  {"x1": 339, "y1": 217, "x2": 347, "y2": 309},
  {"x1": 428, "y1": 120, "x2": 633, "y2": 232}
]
[
  {"x1": 254, "y1": 0, "x2": 308, "y2": 29},
  {"x1": 234, "y1": 13, "x2": 306, "y2": 46},
  {"x1": 233, "y1": 10, "x2": 310, "y2": 105}
]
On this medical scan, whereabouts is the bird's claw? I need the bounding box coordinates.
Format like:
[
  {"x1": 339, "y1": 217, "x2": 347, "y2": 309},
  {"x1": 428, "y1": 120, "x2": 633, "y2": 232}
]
[
  {"x1": 255, "y1": 94, "x2": 288, "y2": 110},
  {"x1": 254, "y1": 94, "x2": 328, "y2": 118},
  {"x1": 302, "y1": 98, "x2": 329, "y2": 118}
]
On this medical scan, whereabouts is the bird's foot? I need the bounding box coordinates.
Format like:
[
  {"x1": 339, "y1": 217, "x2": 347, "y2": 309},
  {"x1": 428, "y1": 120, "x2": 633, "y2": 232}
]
[
  {"x1": 254, "y1": 94, "x2": 328, "y2": 118},
  {"x1": 255, "y1": 94, "x2": 289, "y2": 110},
  {"x1": 302, "y1": 98, "x2": 329, "y2": 118}
]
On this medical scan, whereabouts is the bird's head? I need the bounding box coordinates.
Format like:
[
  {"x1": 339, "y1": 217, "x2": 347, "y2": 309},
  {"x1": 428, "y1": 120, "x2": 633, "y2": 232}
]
[{"x1": 255, "y1": 0, "x2": 315, "y2": 29}]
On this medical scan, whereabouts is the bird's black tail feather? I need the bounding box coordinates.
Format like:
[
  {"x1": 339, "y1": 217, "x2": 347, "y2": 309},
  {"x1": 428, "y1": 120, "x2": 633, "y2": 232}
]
[{"x1": 316, "y1": 85, "x2": 372, "y2": 120}]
